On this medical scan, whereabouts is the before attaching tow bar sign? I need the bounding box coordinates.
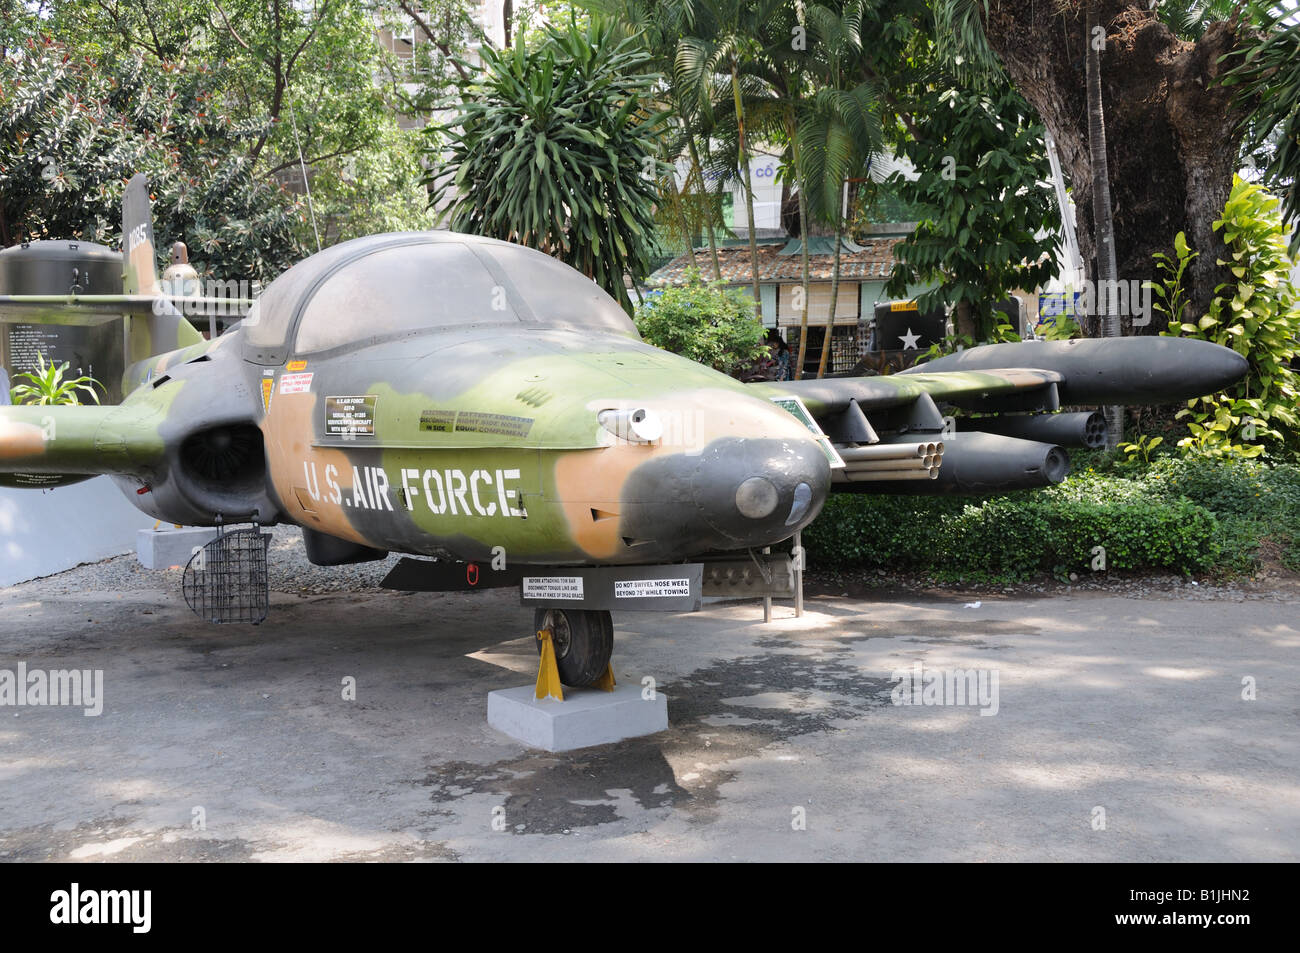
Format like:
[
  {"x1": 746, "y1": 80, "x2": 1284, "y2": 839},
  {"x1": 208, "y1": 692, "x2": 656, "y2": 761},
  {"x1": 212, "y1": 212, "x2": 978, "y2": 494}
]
[{"x1": 520, "y1": 564, "x2": 703, "y2": 612}]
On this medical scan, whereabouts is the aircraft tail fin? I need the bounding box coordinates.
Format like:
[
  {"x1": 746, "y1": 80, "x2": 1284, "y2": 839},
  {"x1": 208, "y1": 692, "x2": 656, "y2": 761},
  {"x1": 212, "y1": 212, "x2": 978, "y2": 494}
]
[
  {"x1": 122, "y1": 173, "x2": 160, "y2": 295},
  {"x1": 121, "y1": 175, "x2": 204, "y2": 365}
]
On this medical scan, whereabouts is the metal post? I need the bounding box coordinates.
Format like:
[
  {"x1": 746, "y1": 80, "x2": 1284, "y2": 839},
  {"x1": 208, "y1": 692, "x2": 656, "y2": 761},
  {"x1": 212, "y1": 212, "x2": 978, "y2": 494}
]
[
  {"x1": 793, "y1": 530, "x2": 804, "y2": 618},
  {"x1": 762, "y1": 545, "x2": 772, "y2": 623}
]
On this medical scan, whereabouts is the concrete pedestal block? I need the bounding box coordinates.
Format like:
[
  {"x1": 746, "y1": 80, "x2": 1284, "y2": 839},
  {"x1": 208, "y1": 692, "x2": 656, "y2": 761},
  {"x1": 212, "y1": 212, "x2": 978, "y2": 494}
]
[
  {"x1": 487, "y1": 682, "x2": 669, "y2": 752},
  {"x1": 136, "y1": 527, "x2": 221, "y2": 570}
]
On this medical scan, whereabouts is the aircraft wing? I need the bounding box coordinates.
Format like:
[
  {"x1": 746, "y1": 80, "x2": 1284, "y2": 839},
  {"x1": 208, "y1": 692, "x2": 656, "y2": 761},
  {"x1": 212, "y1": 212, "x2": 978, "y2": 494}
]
[
  {"x1": 0, "y1": 402, "x2": 167, "y2": 482},
  {"x1": 754, "y1": 367, "x2": 1063, "y2": 417},
  {"x1": 0, "y1": 293, "x2": 254, "y2": 324},
  {"x1": 751, "y1": 337, "x2": 1249, "y2": 494}
]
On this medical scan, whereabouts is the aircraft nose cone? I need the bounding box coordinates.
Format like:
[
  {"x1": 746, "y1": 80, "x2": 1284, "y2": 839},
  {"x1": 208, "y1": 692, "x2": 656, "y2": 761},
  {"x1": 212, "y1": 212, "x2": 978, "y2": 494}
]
[{"x1": 692, "y1": 437, "x2": 830, "y2": 546}]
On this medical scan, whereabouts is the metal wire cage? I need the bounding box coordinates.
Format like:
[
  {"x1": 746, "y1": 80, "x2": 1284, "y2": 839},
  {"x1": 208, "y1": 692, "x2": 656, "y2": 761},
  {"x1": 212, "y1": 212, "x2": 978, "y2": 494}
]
[{"x1": 182, "y1": 527, "x2": 270, "y2": 625}]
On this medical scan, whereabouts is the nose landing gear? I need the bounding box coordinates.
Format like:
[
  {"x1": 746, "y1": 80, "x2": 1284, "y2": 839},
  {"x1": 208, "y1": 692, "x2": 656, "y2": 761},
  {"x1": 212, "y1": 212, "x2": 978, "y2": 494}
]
[{"x1": 534, "y1": 607, "x2": 615, "y2": 700}]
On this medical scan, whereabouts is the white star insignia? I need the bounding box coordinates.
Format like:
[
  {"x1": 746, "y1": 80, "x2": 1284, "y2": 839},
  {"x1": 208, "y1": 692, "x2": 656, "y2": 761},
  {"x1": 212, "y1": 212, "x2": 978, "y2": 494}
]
[{"x1": 899, "y1": 327, "x2": 921, "y2": 349}]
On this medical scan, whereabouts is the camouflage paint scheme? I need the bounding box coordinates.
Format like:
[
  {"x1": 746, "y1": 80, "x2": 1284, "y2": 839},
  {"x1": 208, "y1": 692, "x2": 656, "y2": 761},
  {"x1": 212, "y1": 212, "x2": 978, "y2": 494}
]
[{"x1": 0, "y1": 179, "x2": 1251, "y2": 568}]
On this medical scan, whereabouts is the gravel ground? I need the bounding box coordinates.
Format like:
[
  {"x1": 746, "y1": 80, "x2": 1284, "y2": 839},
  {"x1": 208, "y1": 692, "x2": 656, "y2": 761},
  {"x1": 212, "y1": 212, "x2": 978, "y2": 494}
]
[
  {"x1": 26, "y1": 523, "x2": 1300, "y2": 604},
  {"x1": 33, "y1": 524, "x2": 406, "y2": 598}
]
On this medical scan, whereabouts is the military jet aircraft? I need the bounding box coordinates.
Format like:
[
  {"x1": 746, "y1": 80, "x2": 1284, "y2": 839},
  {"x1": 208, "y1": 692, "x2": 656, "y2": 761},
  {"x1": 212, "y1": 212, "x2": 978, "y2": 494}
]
[{"x1": 0, "y1": 176, "x2": 1249, "y2": 686}]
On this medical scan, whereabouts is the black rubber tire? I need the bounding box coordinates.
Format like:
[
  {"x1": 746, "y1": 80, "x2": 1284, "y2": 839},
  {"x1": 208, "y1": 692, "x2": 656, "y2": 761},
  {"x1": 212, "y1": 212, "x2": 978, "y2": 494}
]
[{"x1": 534, "y1": 608, "x2": 613, "y2": 688}]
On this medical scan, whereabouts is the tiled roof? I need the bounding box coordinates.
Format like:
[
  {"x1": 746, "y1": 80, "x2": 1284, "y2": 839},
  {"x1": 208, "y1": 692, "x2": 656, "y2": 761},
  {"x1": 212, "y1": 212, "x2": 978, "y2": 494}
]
[{"x1": 647, "y1": 237, "x2": 903, "y2": 286}]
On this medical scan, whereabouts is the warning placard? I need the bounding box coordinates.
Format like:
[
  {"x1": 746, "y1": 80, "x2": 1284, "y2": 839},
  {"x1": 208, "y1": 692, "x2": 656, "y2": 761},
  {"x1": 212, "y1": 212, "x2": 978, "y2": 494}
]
[
  {"x1": 279, "y1": 372, "x2": 313, "y2": 394},
  {"x1": 521, "y1": 576, "x2": 585, "y2": 601},
  {"x1": 325, "y1": 395, "x2": 377, "y2": 436},
  {"x1": 614, "y1": 578, "x2": 692, "y2": 599}
]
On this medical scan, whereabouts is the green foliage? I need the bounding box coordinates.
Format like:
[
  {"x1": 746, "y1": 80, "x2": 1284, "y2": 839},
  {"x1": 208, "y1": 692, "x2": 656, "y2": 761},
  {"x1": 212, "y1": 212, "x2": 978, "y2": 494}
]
[
  {"x1": 309, "y1": 124, "x2": 434, "y2": 245},
  {"x1": 428, "y1": 17, "x2": 667, "y2": 314},
  {"x1": 1118, "y1": 434, "x2": 1164, "y2": 465},
  {"x1": 1223, "y1": 1, "x2": 1300, "y2": 254},
  {"x1": 635, "y1": 270, "x2": 768, "y2": 376},
  {"x1": 0, "y1": 36, "x2": 307, "y2": 281},
  {"x1": 1038, "y1": 313, "x2": 1082, "y2": 340},
  {"x1": 806, "y1": 454, "x2": 1300, "y2": 581},
  {"x1": 804, "y1": 478, "x2": 1221, "y2": 584},
  {"x1": 883, "y1": 82, "x2": 1060, "y2": 341},
  {"x1": 9, "y1": 354, "x2": 101, "y2": 406},
  {"x1": 3, "y1": 0, "x2": 420, "y2": 266},
  {"x1": 1157, "y1": 178, "x2": 1300, "y2": 458}
]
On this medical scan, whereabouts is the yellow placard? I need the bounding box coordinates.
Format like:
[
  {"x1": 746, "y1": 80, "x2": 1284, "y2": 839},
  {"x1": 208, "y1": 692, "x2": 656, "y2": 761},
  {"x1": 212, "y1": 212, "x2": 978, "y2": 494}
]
[
  {"x1": 286, "y1": 360, "x2": 308, "y2": 372},
  {"x1": 890, "y1": 301, "x2": 918, "y2": 312}
]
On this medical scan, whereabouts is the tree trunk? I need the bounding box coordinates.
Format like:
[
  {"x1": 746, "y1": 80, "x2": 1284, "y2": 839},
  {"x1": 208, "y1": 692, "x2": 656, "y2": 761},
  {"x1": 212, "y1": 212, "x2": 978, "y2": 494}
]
[
  {"x1": 666, "y1": 175, "x2": 697, "y2": 270},
  {"x1": 732, "y1": 61, "x2": 764, "y2": 324},
  {"x1": 791, "y1": 112, "x2": 812, "y2": 382},
  {"x1": 795, "y1": 185, "x2": 811, "y2": 381},
  {"x1": 980, "y1": 2, "x2": 1247, "y2": 326},
  {"x1": 817, "y1": 207, "x2": 844, "y2": 379},
  {"x1": 686, "y1": 135, "x2": 723, "y2": 280},
  {"x1": 1086, "y1": 4, "x2": 1123, "y2": 448}
]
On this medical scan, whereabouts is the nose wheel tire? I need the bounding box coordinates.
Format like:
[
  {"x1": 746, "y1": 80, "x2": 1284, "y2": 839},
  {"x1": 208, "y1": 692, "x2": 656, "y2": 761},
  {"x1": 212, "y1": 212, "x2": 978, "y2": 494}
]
[{"x1": 534, "y1": 608, "x2": 613, "y2": 688}]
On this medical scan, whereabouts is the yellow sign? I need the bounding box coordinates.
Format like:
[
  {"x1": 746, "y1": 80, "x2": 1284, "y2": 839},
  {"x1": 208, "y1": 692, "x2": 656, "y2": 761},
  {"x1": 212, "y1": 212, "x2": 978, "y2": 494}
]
[
  {"x1": 287, "y1": 360, "x2": 308, "y2": 372},
  {"x1": 261, "y1": 377, "x2": 275, "y2": 413},
  {"x1": 890, "y1": 301, "x2": 918, "y2": 312}
]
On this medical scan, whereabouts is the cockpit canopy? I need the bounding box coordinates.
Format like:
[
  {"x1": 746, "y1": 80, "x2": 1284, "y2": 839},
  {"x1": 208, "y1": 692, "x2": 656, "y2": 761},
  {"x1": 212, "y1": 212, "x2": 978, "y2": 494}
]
[{"x1": 243, "y1": 232, "x2": 638, "y2": 364}]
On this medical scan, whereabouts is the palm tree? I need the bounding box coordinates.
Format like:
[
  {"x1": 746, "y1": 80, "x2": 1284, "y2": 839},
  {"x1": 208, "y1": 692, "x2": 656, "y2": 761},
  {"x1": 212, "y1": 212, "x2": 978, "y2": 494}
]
[
  {"x1": 798, "y1": 1, "x2": 882, "y2": 377},
  {"x1": 582, "y1": 0, "x2": 727, "y2": 278},
  {"x1": 677, "y1": 0, "x2": 786, "y2": 322}
]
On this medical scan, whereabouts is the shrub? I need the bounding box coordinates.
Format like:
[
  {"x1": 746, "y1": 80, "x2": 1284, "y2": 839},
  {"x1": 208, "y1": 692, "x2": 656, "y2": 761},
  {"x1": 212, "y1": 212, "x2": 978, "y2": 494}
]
[
  {"x1": 635, "y1": 270, "x2": 769, "y2": 377},
  {"x1": 1154, "y1": 177, "x2": 1300, "y2": 458},
  {"x1": 804, "y1": 478, "x2": 1221, "y2": 582}
]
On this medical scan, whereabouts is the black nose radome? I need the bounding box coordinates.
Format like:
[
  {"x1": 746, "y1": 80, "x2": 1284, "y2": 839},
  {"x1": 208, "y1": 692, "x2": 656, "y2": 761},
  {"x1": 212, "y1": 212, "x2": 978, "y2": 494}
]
[{"x1": 617, "y1": 437, "x2": 831, "y2": 557}]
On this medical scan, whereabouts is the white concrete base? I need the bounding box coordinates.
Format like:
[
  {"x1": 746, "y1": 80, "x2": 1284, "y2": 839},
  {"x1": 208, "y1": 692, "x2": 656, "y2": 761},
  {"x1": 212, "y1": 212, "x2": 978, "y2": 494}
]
[
  {"x1": 487, "y1": 682, "x2": 669, "y2": 752},
  {"x1": 136, "y1": 526, "x2": 220, "y2": 570},
  {"x1": 0, "y1": 477, "x2": 157, "y2": 587}
]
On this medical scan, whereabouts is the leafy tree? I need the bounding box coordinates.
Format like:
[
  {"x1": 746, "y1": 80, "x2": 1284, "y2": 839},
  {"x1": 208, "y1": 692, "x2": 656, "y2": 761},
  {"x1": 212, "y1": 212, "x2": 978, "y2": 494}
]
[
  {"x1": 1224, "y1": 2, "x2": 1300, "y2": 254},
  {"x1": 884, "y1": 81, "x2": 1060, "y2": 342},
  {"x1": 676, "y1": 0, "x2": 786, "y2": 321},
  {"x1": 932, "y1": 0, "x2": 1256, "y2": 324},
  {"x1": 307, "y1": 123, "x2": 434, "y2": 245},
  {"x1": 1156, "y1": 177, "x2": 1300, "y2": 458},
  {"x1": 0, "y1": 36, "x2": 307, "y2": 281},
  {"x1": 427, "y1": 16, "x2": 667, "y2": 313},
  {"x1": 22, "y1": 0, "x2": 412, "y2": 252},
  {"x1": 635, "y1": 270, "x2": 768, "y2": 376}
]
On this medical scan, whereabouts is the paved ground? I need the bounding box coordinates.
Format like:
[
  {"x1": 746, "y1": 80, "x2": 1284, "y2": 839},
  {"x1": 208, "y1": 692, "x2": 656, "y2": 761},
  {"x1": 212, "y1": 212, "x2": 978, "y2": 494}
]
[{"x1": 2, "y1": 560, "x2": 1298, "y2": 862}]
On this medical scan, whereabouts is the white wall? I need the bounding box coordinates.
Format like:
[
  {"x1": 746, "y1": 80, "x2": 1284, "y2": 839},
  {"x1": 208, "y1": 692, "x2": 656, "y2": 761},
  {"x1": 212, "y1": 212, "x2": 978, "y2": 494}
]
[{"x1": 0, "y1": 477, "x2": 155, "y2": 586}]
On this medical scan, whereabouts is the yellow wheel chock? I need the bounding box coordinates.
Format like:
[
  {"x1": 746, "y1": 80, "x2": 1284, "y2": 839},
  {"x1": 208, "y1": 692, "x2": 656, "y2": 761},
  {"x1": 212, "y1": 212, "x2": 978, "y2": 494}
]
[
  {"x1": 535, "y1": 627, "x2": 566, "y2": 702},
  {"x1": 534, "y1": 627, "x2": 616, "y2": 702}
]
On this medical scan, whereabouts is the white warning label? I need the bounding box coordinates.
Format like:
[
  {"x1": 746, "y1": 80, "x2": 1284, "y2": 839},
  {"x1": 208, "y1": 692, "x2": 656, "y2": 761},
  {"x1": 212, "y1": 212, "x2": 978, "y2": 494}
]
[
  {"x1": 614, "y1": 578, "x2": 692, "y2": 599},
  {"x1": 522, "y1": 576, "x2": 584, "y2": 600},
  {"x1": 279, "y1": 372, "x2": 314, "y2": 395}
]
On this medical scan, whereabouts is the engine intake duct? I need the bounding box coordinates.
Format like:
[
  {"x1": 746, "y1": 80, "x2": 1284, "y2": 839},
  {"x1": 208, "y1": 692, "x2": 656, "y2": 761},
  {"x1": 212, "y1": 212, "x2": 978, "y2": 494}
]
[
  {"x1": 967, "y1": 411, "x2": 1106, "y2": 449},
  {"x1": 836, "y1": 432, "x2": 1068, "y2": 495}
]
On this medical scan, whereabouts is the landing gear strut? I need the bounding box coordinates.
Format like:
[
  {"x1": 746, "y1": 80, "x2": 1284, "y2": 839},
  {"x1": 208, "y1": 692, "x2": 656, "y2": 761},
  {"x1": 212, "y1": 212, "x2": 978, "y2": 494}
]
[{"x1": 534, "y1": 607, "x2": 615, "y2": 698}]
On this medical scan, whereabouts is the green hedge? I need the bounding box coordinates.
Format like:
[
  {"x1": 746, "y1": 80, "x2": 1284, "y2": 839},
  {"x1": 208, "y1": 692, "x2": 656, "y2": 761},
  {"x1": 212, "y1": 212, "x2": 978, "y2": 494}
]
[{"x1": 804, "y1": 455, "x2": 1300, "y2": 581}]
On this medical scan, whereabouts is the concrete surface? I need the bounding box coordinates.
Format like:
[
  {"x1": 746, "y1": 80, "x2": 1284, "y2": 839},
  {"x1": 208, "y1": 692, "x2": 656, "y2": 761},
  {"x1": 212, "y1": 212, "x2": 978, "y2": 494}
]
[
  {"x1": 0, "y1": 578, "x2": 1297, "y2": 862},
  {"x1": 135, "y1": 527, "x2": 220, "y2": 571},
  {"x1": 487, "y1": 683, "x2": 669, "y2": 751},
  {"x1": 0, "y1": 477, "x2": 155, "y2": 586}
]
